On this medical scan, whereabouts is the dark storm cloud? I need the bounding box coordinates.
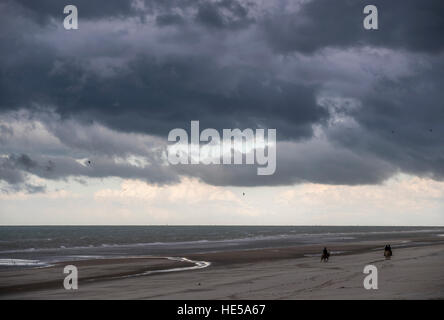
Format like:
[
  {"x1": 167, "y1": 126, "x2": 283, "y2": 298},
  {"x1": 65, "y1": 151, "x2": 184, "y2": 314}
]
[
  {"x1": 0, "y1": 34, "x2": 327, "y2": 140},
  {"x1": 156, "y1": 13, "x2": 186, "y2": 27},
  {"x1": 195, "y1": 0, "x2": 253, "y2": 29},
  {"x1": 327, "y1": 57, "x2": 444, "y2": 181},
  {"x1": 0, "y1": 152, "x2": 180, "y2": 187},
  {"x1": 263, "y1": 0, "x2": 444, "y2": 54},
  {"x1": 11, "y1": 0, "x2": 254, "y2": 28},
  {"x1": 0, "y1": 156, "x2": 26, "y2": 185},
  {"x1": 1, "y1": 0, "x2": 444, "y2": 190},
  {"x1": 0, "y1": 124, "x2": 13, "y2": 143},
  {"x1": 11, "y1": 0, "x2": 138, "y2": 22},
  {"x1": 67, "y1": 56, "x2": 324, "y2": 139},
  {"x1": 174, "y1": 140, "x2": 396, "y2": 187},
  {"x1": 0, "y1": 154, "x2": 46, "y2": 193}
]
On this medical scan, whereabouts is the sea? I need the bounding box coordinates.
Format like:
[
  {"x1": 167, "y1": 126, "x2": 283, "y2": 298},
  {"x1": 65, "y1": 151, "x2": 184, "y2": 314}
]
[{"x1": 1, "y1": 226, "x2": 443, "y2": 268}]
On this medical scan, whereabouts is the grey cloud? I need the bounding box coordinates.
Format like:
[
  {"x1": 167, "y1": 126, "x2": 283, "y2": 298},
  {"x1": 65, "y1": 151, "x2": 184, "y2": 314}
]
[
  {"x1": 195, "y1": 0, "x2": 253, "y2": 30},
  {"x1": 22, "y1": 184, "x2": 47, "y2": 194},
  {"x1": 1, "y1": 152, "x2": 179, "y2": 187},
  {"x1": 0, "y1": 183, "x2": 46, "y2": 194},
  {"x1": 262, "y1": 0, "x2": 444, "y2": 54},
  {"x1": 11, "y1": 0, "x2": 254, "y2": 28},
  {"x1": 0, "y1": 0, "x2": 443, "y2": 189},
  {"x1": 11, "y1": 0, "x2": 140, "y2": 23},
  {"x1": 0, "y1": 154, "x2": 46, "y2": 193},
  {"x1": 0, "y1": 158, "x2": 26, "y2": 185},
  {"x1": 326, "y1": 58, "x2": 444, "y2": 180},
  {"x1": 156, "y1": 13, "x2": 186, "y2": 27},
  {"x1": 174, "y1": 139, "x2": 396, "y2": 187},
  {"x1": 0, "y1": 43, "x2": 327, "y2": 140},
  {"x1": 0, "y1": 124, "x2": 13, "y2": 143},
  {"x1": 12, "y1": 154, "x2": 38, "y2": 171}
]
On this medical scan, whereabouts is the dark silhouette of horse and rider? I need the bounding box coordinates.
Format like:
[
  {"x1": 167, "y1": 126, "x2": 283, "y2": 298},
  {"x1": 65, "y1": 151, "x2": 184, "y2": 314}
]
[
  {"x1": 320, "y1": 245, "x2": 393, "y2": 262},
  {"x1": 384, "y1": 244, "x2": 393, "y2": 259},
  {"x1": 321, "y1": 247, "x2": 330, "y2": 262}
]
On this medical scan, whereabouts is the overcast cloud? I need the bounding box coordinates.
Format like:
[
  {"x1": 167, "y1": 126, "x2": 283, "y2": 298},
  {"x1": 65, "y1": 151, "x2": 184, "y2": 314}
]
[{"x1": 1, "y1": 0, "x2": 443, "y2": 192}]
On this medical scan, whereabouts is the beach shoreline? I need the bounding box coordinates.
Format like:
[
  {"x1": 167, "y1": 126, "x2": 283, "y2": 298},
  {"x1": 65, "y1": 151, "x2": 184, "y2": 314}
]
[{"x1": 1, "y1": 237, "x2": 444, "y2": 299}]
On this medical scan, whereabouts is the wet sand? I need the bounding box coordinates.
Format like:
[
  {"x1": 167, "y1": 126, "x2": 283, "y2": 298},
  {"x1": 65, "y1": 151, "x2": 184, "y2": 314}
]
[{"x1": 1, "y1": 238, "x2": 444, "y2": 299}]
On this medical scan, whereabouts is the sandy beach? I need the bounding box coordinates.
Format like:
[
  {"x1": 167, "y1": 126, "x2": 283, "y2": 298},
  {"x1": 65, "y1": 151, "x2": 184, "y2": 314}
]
[{"x1": 1, "y1": 238, "x2": 443, "y2": 300}]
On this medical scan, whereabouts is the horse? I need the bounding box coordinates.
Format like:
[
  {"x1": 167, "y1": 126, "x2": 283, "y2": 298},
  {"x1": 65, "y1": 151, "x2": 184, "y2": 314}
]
[
  {"x1": 321, "y1": 251, "x2": 330, "y2": 262},
  {"x1": 384, "y1": 249, "x2": 392, "y2": 259}
]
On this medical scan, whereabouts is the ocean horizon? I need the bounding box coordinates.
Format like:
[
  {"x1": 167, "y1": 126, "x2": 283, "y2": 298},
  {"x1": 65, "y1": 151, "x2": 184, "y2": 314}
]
[{"x1": 1, "y1": 225, "x2": 443, "y2": 268}]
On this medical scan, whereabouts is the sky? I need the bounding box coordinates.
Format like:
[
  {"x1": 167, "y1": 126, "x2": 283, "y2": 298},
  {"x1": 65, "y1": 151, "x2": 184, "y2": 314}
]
[{"x1": 0, "y1": 0, "x2": 443, "y2": 225}]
